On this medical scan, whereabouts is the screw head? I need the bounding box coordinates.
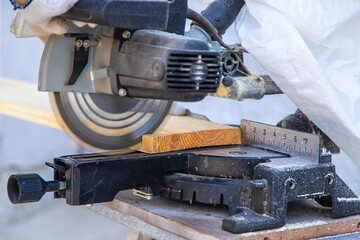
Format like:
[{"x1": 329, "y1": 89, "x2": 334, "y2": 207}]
[
  {"x1": 83, "y1": 40, "x2": 90, "y2": 48},
  {"x1": 75, "y1": 39, "x2": 83, "y2": 48},
  {"x1": 321, "y1": 148, "x2": 330, "y2": 156},
  {"x1": 118, "y1": 88, "x2": 127, "y2": 97},
  {"x1": 122, "y1": 30, "x2": 131, "y2": 40}
]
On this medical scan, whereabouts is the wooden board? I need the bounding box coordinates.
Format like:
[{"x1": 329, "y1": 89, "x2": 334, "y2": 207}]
[
  {"x1": 0, "y1": 77, "x2": 65, "y2": 131},
  {"x1": 0, "y1": 77, "x2": 241, "y2": 153},
  {"x1": 90, "y1": 191, "x2": 360, "y2": 240},
  {"x1": 139, "y1": 116, "x2": 241, "y2": 153}
]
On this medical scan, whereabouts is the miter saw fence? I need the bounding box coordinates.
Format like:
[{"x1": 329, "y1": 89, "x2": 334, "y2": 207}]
[{"x1": 7, "y1": 121, "x2": 360, "y2": 233}]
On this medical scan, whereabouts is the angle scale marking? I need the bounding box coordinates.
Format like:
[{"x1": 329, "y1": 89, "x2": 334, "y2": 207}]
[{"x1": 240, "y1": 120, "x2": 321, "y2": 162}]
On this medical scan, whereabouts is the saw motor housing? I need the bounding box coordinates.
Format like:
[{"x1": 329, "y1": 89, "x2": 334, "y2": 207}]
[
  {"x1": 110, "y1": 30, "x2": 221, "y2": 101},
  {"x1": 38, "y1": 0, "x2": 222, "y2": 102}
]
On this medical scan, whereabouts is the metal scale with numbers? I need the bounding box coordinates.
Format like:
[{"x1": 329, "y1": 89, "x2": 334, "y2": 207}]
[{"x1": 7, "y1": 120, "x2": 360, "y2": 233}]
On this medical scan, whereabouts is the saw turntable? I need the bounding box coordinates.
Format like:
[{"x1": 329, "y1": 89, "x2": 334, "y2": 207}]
[{"x1": 7, "y1": 0, "x2": 360, "y2": 237}]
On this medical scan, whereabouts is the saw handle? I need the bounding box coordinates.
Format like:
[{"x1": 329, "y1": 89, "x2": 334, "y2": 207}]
[
  {"x1": 200, "y1": 0, "x2": 245, "y2": 36},
  {"x1": 61, "y1": 0, "x2": 106, "y2": 25},
  {"x1": 61, "y1": 0, "x2": 170, "y2": 30}
]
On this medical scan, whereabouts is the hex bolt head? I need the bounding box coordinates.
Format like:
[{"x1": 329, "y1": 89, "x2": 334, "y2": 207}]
[
  {"x1": 118, "y1": 88, "x2": 127, "y2": 97},
  {"x1": 122, "y1": 30, "x2": 131, "y2": 40}
]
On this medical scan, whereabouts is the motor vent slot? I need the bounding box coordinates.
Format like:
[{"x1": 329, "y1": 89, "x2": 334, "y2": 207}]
[{"x1": 167, "y1": 52, "x2": 221, "y2": 92}]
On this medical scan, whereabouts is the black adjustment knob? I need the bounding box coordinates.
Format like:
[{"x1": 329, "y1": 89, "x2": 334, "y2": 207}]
[
  {"x1": 7, "y1": 174, "x2": 63, "y2": 204},
  {"x1": 222, "y1": 75, "x2": 234, "y2": 87}
]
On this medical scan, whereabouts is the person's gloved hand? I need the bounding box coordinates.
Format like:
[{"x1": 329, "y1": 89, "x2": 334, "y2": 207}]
[{"x1": 13, "y1": 0, "x2": 79, "y2": 35}]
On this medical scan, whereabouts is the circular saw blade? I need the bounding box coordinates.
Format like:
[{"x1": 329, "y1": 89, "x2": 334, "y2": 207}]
[{"x1": 50, "y1": 92, "x2": 172, "y2": 150}]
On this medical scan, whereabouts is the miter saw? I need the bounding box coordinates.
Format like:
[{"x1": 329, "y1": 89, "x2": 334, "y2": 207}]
[
  {"x1": 12, "y1": 0, "x2": 282, "y2": 150},
  {"x1": 7, "y1": 0, "x2": 360, "y2": 235}
]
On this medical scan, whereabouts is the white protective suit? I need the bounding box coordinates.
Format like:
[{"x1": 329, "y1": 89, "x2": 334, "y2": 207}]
[
  {"x1": 11, "y1": 0, "x2": 79, "y2": 36},
  {"x1": 236, "y1": 0, "x2": 360, "y2": 167}
]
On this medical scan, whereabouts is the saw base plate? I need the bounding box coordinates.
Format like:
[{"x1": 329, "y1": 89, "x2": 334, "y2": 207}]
[{"x1": 8, "y1": 120, "x2": 360, "y2": 234}]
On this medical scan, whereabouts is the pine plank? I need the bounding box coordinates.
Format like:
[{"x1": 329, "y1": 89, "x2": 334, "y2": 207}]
[
  {"x1": 140, "y1": 116, "x2": 241, "y2": 153},
  {"x1": 0, "y1": 77, "x2": 65, "y2": 130}
]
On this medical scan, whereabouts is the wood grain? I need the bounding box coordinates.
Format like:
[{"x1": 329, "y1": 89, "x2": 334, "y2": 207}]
[
  {"x1": 140, "y1": 116, "x2": 241, "y2": 153},
  {"x1": 0, "y1": 77, "x2": 65, "y2": 130},
  {"x1": 0, "y1": 77, "x2": 241, "y2": 153}
]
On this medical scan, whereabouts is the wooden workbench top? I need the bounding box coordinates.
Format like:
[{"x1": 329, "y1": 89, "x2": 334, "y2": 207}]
[{"x1": 88, "y1": 191, "x2": 360, "y2": 240}]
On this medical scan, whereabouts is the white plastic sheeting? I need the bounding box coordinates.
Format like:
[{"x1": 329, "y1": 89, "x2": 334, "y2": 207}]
[{"x1": 236, "y1": 0, "x2": 360, "y2": 167}]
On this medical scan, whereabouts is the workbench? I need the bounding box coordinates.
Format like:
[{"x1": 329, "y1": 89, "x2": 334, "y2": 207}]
[
  {"x1": 1, "y1": 77, "x2": 360, "y2": 240},
  {"x1": 86, "y1": 190, "x2": 360, "y2": 240}
]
